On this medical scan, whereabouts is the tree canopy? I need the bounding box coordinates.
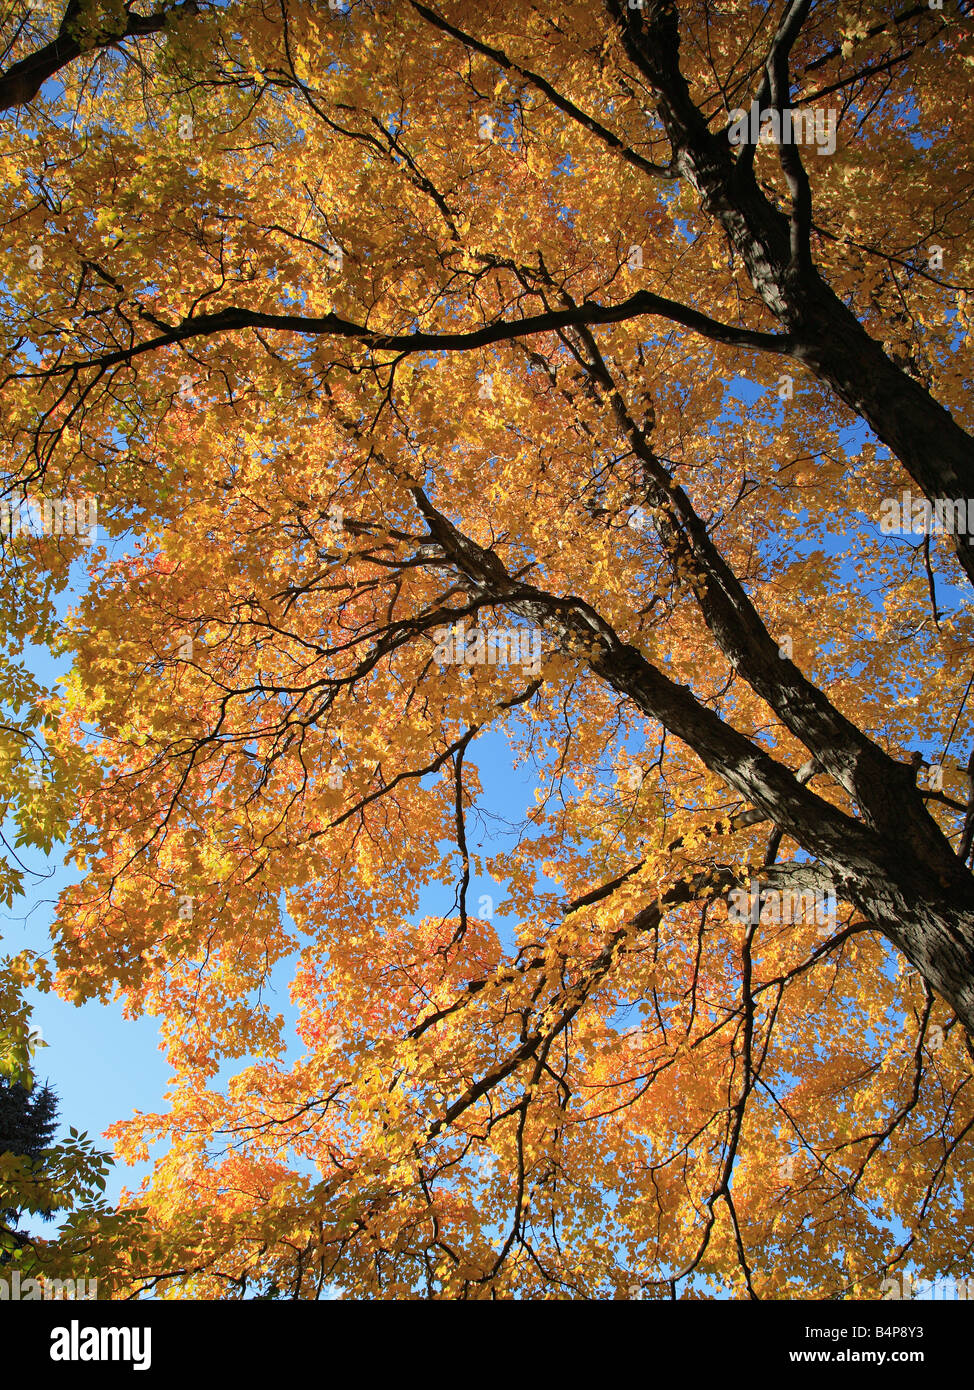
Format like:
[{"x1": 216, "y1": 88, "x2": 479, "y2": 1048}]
[{"x1": 0, "y1": 0, "x2": 972, "y2": 1299}]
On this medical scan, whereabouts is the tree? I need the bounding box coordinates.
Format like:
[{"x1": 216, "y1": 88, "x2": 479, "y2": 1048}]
[
  {"x1": 0, "y1": 1065, "x2": 146, "y2": 1288},
  {"x1": 0, "y1": 1076, "x2": 58, "y2": 1242},
  {"x1": 0, "y1": 1077, "x2": 58, "y2": 1163},
  {"x1": 0, "y1": 0, "x2": 972, "y2": 1299}
]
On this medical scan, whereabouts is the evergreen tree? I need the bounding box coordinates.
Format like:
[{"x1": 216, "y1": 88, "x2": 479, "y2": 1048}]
[
  {"x1": 0, "y1": 1078, "x2": 59, "y2": 1251},
  {"x1": 0, "y1": 1078, "x2": 59, "y2": 1161}
]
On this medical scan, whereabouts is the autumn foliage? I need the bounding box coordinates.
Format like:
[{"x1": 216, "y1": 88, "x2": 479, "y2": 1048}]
[{"x1": 1, "y1": 0, "x2": 973, "y2": 1298}]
